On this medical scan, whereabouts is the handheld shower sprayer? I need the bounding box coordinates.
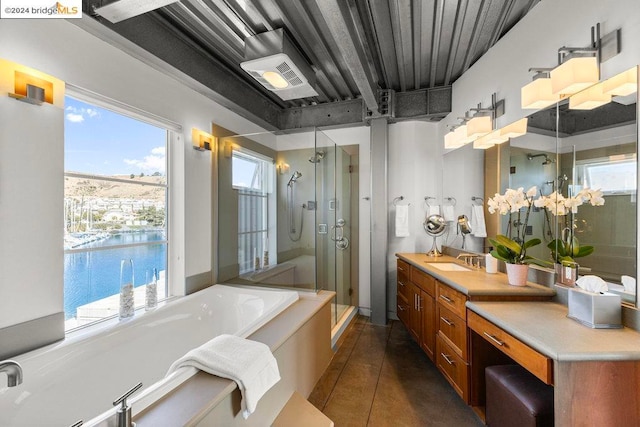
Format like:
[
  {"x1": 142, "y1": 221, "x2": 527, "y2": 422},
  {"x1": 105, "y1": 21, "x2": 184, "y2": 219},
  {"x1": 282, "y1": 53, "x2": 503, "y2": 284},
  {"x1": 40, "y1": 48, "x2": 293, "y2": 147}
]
[{"x1": 287, "y1": 171, "x2": 302, "y2": 187}]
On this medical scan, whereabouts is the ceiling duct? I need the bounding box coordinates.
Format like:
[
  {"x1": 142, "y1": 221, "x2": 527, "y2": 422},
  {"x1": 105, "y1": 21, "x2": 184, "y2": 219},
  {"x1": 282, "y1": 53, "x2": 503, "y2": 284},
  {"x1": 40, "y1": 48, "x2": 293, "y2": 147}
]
[{"x1": 240, "y1": 29, "x2": 319, "y2": 101}]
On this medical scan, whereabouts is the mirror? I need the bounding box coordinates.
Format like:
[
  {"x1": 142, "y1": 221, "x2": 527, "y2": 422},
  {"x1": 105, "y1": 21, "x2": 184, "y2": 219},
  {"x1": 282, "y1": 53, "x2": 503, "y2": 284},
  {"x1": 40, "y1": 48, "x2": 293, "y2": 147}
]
[{"x1": 505, "y1": 66, "x2": 638, "y2": 305}]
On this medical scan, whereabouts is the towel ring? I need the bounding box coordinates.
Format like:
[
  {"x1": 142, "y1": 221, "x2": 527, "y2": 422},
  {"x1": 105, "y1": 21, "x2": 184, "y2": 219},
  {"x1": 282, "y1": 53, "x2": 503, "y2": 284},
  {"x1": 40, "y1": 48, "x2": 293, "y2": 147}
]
[
  {"x1": 393, "y1": 196, "x2": 410, "y2": 206},
  {"x1": 471, "y1": 196, "x2": 484, "y2": 205},
  {"x1": 445, "y1": 197, "x2": 457, "y2": 206},
  {"x1": 424, "y1": 196, "x2": 436, "y2": 207}
]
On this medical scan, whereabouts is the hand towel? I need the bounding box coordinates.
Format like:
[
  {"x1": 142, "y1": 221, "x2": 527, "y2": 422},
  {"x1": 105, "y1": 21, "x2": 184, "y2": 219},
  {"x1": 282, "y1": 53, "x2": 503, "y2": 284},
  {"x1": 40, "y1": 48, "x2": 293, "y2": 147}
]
[
  {"x1": 427, "y1": 205, "x2": 440, "y2": 217},
  {"x1": 470, "y1": 205, "x2": 487, "y2": 238},
  {"x1": 166, "y1": 334, "x2": 280, "y2": 419},
  {"x1": 442, "y1": 205, "x2": 455, "y2": 222},
  {"x1": 621, "y1": 275, "x2": 636, "y2": 293},
  {"x1": 395, "y1": 204, "x2": 410, "y2": 237}
]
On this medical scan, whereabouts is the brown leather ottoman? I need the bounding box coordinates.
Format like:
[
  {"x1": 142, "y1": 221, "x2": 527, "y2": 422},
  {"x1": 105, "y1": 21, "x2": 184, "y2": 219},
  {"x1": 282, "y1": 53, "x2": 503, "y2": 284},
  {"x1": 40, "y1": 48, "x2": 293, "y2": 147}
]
[{"x1": 485, "y1": 365, "x2": 554, "y2": 427}]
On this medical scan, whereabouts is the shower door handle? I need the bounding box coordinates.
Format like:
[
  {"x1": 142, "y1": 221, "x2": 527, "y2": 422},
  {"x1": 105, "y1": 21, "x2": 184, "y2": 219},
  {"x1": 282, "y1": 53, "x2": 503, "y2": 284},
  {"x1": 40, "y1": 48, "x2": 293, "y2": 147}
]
[{"x1": 332, "y1": 219, "x2": 350, "y2": 250}]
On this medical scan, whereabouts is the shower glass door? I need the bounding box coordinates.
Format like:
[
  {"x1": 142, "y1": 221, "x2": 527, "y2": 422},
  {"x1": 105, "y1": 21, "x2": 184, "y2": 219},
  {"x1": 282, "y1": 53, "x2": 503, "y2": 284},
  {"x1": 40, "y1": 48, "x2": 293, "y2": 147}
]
[{"x1": 315, "y1": 130, "x2": 353, "y2": 327}]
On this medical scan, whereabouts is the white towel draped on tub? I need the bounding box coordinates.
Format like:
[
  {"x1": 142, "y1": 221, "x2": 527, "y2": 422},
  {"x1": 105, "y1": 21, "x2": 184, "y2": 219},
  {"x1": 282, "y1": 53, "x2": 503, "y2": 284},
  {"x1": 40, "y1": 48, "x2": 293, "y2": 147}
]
[
  {"x1": 395, "y1": 204, "x2": 410, "y2": 237},
  {"x1": 470, "y1": 205, "x2": 487, "y2": 238},
  {"x1": 166, "y1": 334, "x2": 280, "y2": 419}
]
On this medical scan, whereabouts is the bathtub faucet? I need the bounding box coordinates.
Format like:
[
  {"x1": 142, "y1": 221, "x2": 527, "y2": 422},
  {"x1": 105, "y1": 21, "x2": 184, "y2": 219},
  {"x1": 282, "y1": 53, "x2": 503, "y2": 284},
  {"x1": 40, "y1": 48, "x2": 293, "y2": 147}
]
[
  {"x1": 113, "y1": 382, "x2": 142, "y2": 427},
  {"x1": 0, "y1": 359, "x2": 23, "y2": 387}
]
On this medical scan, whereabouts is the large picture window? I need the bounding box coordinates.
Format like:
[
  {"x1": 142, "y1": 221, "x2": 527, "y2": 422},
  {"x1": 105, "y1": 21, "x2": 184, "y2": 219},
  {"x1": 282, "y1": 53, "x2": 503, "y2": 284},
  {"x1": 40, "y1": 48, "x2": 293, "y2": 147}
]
[
  {"x1": 64, "y1": 96, "x2": 168, "y2": 330},
  {"x1": 232, "y1": 149, "x2": 274, "y2": 273}
]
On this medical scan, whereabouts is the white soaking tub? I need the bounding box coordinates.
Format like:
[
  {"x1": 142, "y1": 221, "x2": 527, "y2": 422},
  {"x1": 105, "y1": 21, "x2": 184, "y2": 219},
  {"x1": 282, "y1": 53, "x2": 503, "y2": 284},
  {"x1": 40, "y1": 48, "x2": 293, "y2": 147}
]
[{"x1": 0, "y1": 284, "x2": 299, "y2": 427}]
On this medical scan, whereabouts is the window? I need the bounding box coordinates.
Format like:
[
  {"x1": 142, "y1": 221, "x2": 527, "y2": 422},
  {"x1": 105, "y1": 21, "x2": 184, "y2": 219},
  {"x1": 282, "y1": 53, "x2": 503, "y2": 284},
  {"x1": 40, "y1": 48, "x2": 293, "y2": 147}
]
[
  {"x1": 64, "y1": 96, "x2": 168, "y2": 330},
  {"x1": 576, "y1": 155, "x2": 637, "y2": 195},
  {"x1": 232, "y1": 149, "x2": 274, "y2": 273}
]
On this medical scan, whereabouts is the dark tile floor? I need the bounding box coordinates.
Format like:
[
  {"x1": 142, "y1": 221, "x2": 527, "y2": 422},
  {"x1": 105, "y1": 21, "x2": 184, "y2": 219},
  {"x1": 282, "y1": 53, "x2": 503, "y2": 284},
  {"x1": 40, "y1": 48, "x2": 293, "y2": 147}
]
[{"x1": 309, "y1": 316, "x2": 484, "y2": 427}]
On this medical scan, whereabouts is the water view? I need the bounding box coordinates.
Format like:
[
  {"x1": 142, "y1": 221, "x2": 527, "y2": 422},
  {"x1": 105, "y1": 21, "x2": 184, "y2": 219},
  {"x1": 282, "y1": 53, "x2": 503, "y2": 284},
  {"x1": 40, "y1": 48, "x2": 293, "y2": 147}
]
[{"x1": 64, "y1": 231, "x2": 167, "y2": 320}]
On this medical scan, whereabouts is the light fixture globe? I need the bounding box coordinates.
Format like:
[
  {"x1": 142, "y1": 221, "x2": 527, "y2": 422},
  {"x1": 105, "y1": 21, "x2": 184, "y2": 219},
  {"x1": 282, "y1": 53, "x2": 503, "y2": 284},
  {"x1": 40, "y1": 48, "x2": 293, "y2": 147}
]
[{"x1": 424, "y1": 214, "x2": 447, "y2": 257}]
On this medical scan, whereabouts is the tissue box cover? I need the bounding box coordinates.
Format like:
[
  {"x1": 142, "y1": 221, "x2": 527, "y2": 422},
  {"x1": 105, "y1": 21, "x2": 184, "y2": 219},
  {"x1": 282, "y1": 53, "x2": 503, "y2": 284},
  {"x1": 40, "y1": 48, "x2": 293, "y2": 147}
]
[{"x1": 567, "y1": 288, "x2": 622, "y2": 328}]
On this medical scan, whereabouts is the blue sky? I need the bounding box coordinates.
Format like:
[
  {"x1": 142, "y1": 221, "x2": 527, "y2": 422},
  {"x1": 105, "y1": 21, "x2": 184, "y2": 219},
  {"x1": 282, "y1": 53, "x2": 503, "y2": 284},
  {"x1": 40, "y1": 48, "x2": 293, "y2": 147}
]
[{"x1": 64, "y1": 96, "x2": 166, "y2": 176}]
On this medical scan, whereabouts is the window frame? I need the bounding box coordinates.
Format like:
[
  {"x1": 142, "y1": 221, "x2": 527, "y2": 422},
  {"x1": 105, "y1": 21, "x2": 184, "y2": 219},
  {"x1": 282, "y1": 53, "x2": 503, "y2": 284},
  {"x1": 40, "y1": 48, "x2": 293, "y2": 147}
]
[{"x1": 63, "y1": 88, "x2": 176, "y2": 332}]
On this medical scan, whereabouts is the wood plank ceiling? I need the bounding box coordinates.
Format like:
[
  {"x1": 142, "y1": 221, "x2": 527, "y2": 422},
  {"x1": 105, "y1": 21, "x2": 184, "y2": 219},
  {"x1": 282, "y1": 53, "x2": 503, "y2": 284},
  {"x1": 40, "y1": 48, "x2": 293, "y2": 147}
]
[{"x1": 84, "y1": 0, "x2": 539, "y2": 129}]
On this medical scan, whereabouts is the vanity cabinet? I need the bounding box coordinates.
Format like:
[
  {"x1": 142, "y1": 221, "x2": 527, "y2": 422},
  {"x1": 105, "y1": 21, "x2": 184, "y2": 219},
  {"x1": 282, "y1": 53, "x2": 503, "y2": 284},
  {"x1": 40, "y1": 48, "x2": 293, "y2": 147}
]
[{"x1": 396, "y1": 259, "x2": 437, "y2": 361}]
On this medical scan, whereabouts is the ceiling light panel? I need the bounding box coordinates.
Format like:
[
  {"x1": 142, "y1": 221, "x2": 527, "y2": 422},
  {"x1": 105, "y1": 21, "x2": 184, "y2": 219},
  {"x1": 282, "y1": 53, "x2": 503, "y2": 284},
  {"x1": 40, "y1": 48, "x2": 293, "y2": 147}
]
[{"x1": 96, "y1": 0, "x2": 178, "y2": 23}]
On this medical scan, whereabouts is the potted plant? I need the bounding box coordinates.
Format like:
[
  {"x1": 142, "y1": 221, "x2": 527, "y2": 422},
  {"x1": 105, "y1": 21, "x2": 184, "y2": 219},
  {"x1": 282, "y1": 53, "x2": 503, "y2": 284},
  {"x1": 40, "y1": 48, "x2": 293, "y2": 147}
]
[
  {"x1": 487, "y1": 187, "x2": 550, "y2": 286},
  {"x1": 534, "y1": 188, "x2": 604, "y2": 285}
]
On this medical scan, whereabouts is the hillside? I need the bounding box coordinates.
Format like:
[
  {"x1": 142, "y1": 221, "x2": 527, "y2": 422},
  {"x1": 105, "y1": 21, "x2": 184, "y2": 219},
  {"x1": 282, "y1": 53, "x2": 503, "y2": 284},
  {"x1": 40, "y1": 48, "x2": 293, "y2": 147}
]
[{"x1": 64, "y1": 174, "x2": 166, "y2": 201}]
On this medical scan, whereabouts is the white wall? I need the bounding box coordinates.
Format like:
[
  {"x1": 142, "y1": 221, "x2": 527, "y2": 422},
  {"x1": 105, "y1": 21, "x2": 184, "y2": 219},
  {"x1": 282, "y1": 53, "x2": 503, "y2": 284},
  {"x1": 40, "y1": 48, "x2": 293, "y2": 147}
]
[
  {"x1": 0, "y1": 19, "x2": 272, "y2": 328},
  {"x1": 387, "y1": 121, "x2": 443, "y2": 317}
]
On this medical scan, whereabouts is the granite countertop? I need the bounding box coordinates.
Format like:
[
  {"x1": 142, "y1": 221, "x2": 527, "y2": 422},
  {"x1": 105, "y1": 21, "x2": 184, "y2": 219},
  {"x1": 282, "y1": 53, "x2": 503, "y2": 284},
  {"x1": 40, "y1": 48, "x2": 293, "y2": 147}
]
[
  {"x1": 467, "y1": 301, "x2": 640, "y2": 361},
  {"x1": 396, "y1": 253, "x2": 556, "y2": 299}
]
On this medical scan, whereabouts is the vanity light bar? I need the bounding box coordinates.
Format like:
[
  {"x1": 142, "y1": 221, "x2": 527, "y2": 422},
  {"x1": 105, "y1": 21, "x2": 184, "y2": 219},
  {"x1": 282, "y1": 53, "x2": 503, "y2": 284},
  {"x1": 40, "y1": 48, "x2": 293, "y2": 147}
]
[
  {"x1": 551, "y1": 56, "x2": 600, "y2": 95},
  {"x1": 466, "y1": 115, "x2": 492, "y2": 139},
  {"x1": 521, "y1": 77, "x2": 560, "y2": 109},
  {"x1": 603, "y1": 68, "x2": 638, "y2": 96},
  {"x1": 500, "y1": 118, "x2": 528, "y2": 139}
]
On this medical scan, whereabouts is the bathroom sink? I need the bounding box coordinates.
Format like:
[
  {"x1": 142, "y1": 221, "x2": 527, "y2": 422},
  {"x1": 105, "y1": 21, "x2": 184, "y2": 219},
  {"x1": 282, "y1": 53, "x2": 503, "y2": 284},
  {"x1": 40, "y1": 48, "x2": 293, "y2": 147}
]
[{"x1": 425, "y1": 262, "x2": 472, "y2": 272}]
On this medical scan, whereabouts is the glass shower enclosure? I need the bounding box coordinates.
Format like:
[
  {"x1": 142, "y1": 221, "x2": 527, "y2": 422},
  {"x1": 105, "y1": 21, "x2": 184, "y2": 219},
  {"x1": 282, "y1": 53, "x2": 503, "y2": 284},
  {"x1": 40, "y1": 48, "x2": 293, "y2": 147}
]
[{"x1": 217, "y1": 128, "x2": 357, "y2": 329}]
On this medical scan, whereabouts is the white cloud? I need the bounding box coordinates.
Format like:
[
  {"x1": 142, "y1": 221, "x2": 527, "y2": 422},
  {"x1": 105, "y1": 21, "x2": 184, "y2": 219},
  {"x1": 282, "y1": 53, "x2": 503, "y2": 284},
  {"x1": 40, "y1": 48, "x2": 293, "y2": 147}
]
[
  {"x1": 65, "y1": 106, "x2": 100, "y2": 123},
  {"x1": 124, "y1": 146, "x2": 166, "y2": 174},
  {"x1": 66, "y1": 113, "x2": 84, "y2": 123}
]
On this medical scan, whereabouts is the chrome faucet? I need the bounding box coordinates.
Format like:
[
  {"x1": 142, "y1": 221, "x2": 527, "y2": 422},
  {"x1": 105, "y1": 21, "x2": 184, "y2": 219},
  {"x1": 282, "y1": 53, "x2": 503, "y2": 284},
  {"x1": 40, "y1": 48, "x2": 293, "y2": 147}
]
[
  {"x1": 0, "y1": 360, "x2": 23, "y2": 387},
  {"x1": 113, "y1": 382, "x2": 142, "y2": 427},
  {"x1": 457, "y1": 253, "x2": 482, "y2": 268}
]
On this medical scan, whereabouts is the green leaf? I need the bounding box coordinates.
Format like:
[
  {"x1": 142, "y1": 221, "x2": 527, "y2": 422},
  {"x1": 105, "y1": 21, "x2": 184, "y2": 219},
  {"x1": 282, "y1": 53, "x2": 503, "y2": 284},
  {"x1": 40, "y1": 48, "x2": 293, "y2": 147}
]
[
  {"x1": 494, "y1": 234, "x2": 522, "y2": 254},
  {"x1": 490, "y1": 250, "x2": 509, "y2": 263},
  {"x1": 523, "y1": 238, "x2": 541, "y2": 249},
  {"x1": 574, "y1": 245, "x2": 594, "y2": 258}
]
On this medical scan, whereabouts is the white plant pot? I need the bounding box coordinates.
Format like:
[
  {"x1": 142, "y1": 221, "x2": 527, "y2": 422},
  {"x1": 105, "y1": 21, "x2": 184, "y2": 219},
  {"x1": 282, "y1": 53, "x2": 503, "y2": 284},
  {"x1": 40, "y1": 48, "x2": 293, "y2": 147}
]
[{"x1": 506, "y1": 263, "x2": 529, "y2": 287}]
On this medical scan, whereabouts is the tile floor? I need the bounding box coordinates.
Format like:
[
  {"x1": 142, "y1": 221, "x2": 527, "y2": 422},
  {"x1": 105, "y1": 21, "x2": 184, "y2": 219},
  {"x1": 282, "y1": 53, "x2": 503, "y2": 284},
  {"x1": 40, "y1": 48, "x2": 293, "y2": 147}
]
[{"x1": 309, "y1": 316, "x2": 484, "y2": 427}]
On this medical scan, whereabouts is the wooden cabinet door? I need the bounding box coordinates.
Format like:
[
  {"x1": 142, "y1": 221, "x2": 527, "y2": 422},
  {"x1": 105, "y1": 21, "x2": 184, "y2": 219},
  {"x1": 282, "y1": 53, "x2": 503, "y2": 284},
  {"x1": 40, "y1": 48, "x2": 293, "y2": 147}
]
[
  {"x1": 419, "y1": 290, "x2": 436, "y2": 361},
  {"x1": 407, "y1": 282, "x2": 420, "y2": 342}
]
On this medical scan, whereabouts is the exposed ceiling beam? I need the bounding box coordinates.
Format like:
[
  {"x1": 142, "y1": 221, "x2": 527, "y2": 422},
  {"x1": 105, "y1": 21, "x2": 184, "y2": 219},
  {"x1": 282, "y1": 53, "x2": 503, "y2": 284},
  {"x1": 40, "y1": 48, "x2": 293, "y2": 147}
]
[
  {"x1": 412, "y1": 0, "x2": 422, "y2": 90},
  {"x1": 429, "y1": 0, "x2": 444, "y2": 88},
  {"x1": 368, "y1": 0, "x2": 400, "y2": 91},
  {"x1": 462, "y1": 0, "x2": 491, "y2": 73},
  {"x1": 487, "y1": 0, "x2": 516, "y2": 48},
  {"x1": 278, "y1": 86, "x2": 451, "y2": 130},
  {"x1": 444, "y1": 0, "x2": 469, "y2": 85},
  {"x1": 315, "y1": 0, "x2": 379, "y2": 113},
  {"x1": 76, "y1": 13, "x2": 282, "y2": 129}
]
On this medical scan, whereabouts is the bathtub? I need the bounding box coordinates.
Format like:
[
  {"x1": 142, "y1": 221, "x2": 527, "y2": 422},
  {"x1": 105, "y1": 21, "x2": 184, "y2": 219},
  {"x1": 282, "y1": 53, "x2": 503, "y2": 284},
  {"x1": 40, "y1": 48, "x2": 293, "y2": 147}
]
[{"x1": 0, "y1": 284, "x2": 299, "y2": 427}]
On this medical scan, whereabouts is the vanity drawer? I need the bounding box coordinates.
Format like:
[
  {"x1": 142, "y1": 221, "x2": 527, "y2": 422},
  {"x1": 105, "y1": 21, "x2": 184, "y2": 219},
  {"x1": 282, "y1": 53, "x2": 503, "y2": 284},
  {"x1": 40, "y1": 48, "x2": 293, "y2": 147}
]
[
  {"x1": 411, "y1": 266, "x2": 436, "y2": 296},
  {"x1": 468, "y1": 310, "x2": 553, "y2": 385},
  {"x1": 397, "y1": 260, "x2": 410, "y2": 299},
  {"x1": 438, "y1": 305, "x2": 467, "y2": 359},
  {"x1": 436, "y1": 334, "x2": 469, "y2": 402},
  {"x1": 437, "y1": 283, "x2": 467, "y2": 319}
]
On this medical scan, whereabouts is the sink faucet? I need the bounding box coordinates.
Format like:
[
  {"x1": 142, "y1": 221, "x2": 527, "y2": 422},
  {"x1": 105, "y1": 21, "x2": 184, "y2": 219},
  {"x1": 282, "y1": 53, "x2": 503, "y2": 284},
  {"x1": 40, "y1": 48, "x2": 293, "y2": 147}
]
[
  {"x1": 0, "y1": 360, "x2": 23, "y2": 387},
  {"x1": 113, "y1": 382, "x2": 142, "y2": 427},
  {"x1": 457, "y1": 253, "x2": 482, "y2": 268}
]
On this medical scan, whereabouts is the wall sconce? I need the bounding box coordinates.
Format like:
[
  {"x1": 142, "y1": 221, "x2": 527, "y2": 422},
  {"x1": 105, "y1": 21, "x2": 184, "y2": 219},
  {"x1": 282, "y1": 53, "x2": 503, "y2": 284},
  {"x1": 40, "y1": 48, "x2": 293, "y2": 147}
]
[
  {"x1": 551, "y1": 55, "x2": 599, "y2": 95},
  {"x1": 1, "y1": 59, "x2": 63, "y2": 107},
  {"x1": 521, "y1": 69, "x2": 559, "y2": 109},
  {"x1": 192, "y1": 128, "x2": 214, "y2": 151},
  {"x1": 472, "y1": 130, "x2": 508, "y2": 150},
  {"x1": 466, "y1": 115, "x2": 492, "y2": 139},
  {"x1": 523, "y1": 23, "x2": 621, "y2": 109},
  {"x1": 500, "y1": 118, "x2": 528, "y2": 139},
  {"x1": 569, "y1": 82, "x2": 611, "y2": 110},
  {"x1": 278, "y1": 162, "x2": 290, "y2": 175}
]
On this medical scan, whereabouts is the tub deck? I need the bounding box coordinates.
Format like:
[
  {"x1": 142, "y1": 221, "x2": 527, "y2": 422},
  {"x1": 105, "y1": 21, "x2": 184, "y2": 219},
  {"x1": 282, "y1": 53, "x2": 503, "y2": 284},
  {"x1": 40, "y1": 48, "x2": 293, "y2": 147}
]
[{"x1": 132, "y1": 290, "x2": 334, "y2": 426}]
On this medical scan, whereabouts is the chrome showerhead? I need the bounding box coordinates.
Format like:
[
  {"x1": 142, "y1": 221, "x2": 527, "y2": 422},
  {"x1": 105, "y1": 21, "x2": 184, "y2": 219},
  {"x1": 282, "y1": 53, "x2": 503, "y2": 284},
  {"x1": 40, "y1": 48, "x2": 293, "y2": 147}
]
[
  {"x1": 287, "y1": 171, "x2": 302, "y2": 187},
  {"x1": 308, "y1": 151, "x2": 325, "y2": 163},
  {"x1": 527, "y1": 153, "x2": 554, "y2": 165}
]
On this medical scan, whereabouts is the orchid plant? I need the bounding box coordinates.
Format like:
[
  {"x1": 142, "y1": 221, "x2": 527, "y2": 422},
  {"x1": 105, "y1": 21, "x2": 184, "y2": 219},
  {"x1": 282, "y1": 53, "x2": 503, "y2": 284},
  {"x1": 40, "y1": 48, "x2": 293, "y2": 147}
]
[
  {"x1": 534, "y1": 187, "x2": 605, "y2": 264},
  {"x1": 487, "y1": 186, "x2": 547, "y2": 265}
]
